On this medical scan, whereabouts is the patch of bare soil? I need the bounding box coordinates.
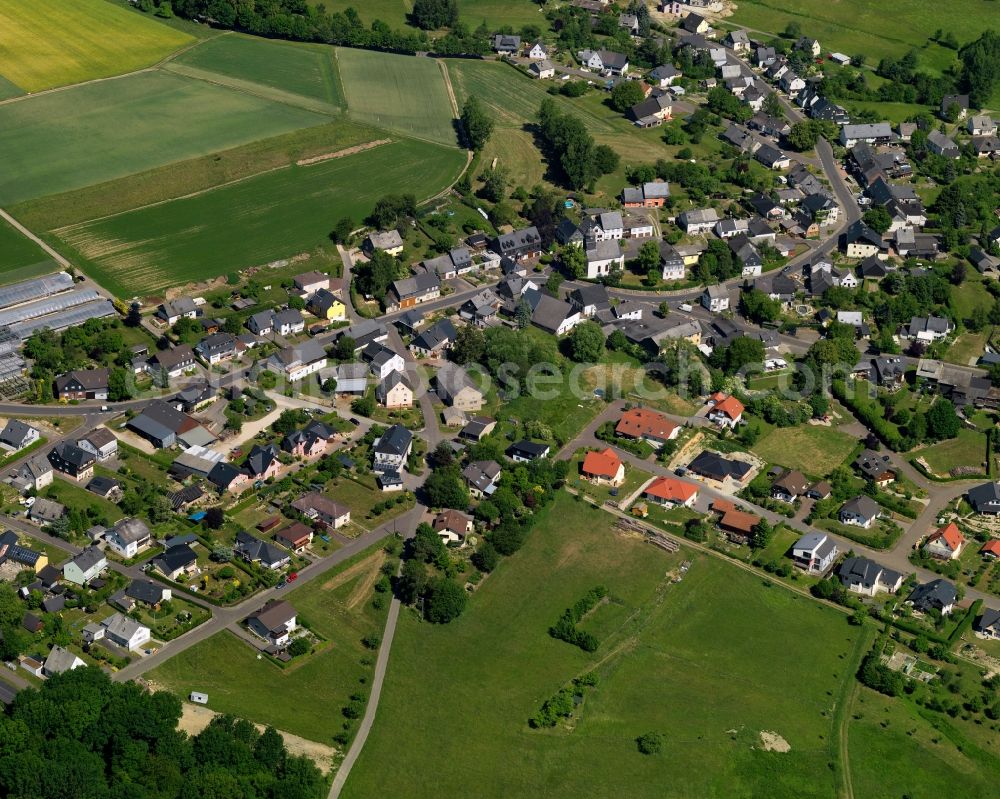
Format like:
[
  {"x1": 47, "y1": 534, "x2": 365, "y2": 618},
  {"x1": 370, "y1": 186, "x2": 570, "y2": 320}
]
[
  {"x1": 759, "y1": 730, "x2": 791, "y2": 752},
  {"x1": 296, "y1": 139, "x2": 391, "y2": 166}
]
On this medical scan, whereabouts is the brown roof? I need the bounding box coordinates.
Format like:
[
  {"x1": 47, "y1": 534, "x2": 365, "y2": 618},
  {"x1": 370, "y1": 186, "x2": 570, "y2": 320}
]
[
  {"x1": 275, "y1": 523, "x2": 312, "y2": 547},
  {"x1": 615, "y1": 408, "x2": 679, "y2": 441},
  {"x1": 773, "y1": 470, "x2": 808, "y2": 496},
  {"x1": 291, "y1": 492, "x2": 349, "y2": 519},
  {"x1": 81, "y1": 427, "x2": 116, "y2": 448},
  {"x1": 248, "y1": 599, "x2": 296, "y2": 633},
  {"x1": 433, "y1": 509, "x2": 473, "y2": 535}
]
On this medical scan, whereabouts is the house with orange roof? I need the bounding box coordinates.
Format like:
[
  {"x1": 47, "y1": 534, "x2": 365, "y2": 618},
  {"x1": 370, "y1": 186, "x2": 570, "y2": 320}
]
[
  {"x1": 924, "y1": 522, "x2": 965, "y2": 560},
  {"x1": 710, "y1": 498, "x2": 761, "y2": 543},
  {"x1": 707, "y1": 392, "x2": 744, "y2": 429},
  {"x1": 581, "y1": 448, "x2": 625, "y2": 486},
  {"x1": 642, "y1": 476, "x2": 699, "y2": 507},
  {"x1": 980, "y1": 539, "x2": 1000, "y2": 559},
  {"x1": 615, "y1": 407, "x2": 681, "y2": 449}
]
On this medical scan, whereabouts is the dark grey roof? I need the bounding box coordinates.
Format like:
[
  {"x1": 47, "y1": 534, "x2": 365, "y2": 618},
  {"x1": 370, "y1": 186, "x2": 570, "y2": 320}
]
[
  {"x1": 235, "y1": 531, "x2": 288, "y2": 566},
  {"x1": 411, "y1": 318, "x2": 457, "y2": 352},
  {"x1": 154, "y1": 544, "x2": 197, "y2": 574},
  {"x1": 838, "y1": 556, "x2": 903, "y2": 591},
  {"x1": 126, "y1": 578, "x2": 167, "y2": 604},
  {"x1": 207, "y1": 461, "x2": 247, "y2": 489},
  {"x1": 909, "y1": 578, "x2": 957, "y2": 611},
  {"x1": 375, "y1": 424, "x2": 413, "y2": 456},
  {"x1": 49, "y1": 441, "x2": 96, "y2": 470},
  {"x1": 688, "y1": 450, "x2": 752, "y2": 482},
  {"x1": 508, "y1": 440, "x2": 549, "y2": 459},
  {"x1": 0, "y1": 419, "x2": 35, "y2": 448},
  {"x1": 967, "y1": 481, "x2": 1000, "y2": 512},
  {"x1": 840, "y1": 495, "x2": 881, "y2": 520}
]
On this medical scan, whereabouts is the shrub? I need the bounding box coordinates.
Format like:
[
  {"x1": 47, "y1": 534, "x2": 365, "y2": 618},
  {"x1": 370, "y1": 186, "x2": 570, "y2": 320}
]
[
  {"x1": 288, "y1": 637, "x2": 310, "y2": 657},
  {"x1": 636, "y1": 731, "x2": 665, "y2": 755}
]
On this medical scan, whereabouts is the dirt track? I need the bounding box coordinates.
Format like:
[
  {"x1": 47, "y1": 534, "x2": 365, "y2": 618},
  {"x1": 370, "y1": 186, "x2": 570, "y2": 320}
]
[{"x1": 296, "y1": 139, "x2": 391, "y2": 166}]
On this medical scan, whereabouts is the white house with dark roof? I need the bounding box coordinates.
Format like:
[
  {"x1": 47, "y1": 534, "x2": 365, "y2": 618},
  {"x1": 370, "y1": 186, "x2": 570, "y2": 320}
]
[
  {"x1": 838, "y1": 557, "x2": 904, "y2": 596},
  {"x1": 791, "y1": 533, "x2": 838, "y2": 574},
  {"x1": 101, "y1": 612, "x2": 151, "y2": 650},
  {"x1": 0, "y1": 420, "x2": 39, "y2": 453}
]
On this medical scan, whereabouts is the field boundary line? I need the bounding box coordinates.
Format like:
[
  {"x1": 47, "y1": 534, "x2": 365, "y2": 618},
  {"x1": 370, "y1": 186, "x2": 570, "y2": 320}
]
[
  {"x1": 296, "y1": 139, "x2": 392, "y2": 166},
  {"x1": 0, "y1": 209, "x2": 70, "y2": 268}
]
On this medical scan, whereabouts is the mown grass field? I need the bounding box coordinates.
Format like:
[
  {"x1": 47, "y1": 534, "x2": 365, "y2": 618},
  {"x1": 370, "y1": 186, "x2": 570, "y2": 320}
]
[
  {"x1": 752, "y1": 423, "x2": 857, "y2": 477},
  {"x1": 169, "y1": 33, "x2": 345, "y2": 113},
  {"x1": 54, "y1": 138, "x2": 465, "y2": 297},
  {"x1": 729, "y1": 0, "x2": 993, "y2": 76},
  {"x1": 0, "y1": 216, "x2": 57, "y2": 283},
  {"x1": 0, "y1": 0, "x2": 193, "y2": 92},
  {"x1": 342, "y1": 493, "x2": 865, "y2": 799},
  {"x1": 336, "y1": 48, "x2": 458, "y2": 145},
  {"x1": 915, "y1": 428, "x2": 988, "y2": 476},
  {"x1": 0, "y1": 70, "x2": 332, "y2": 206},
  {"x1": 311, "y1": 0, "x2": 547, "y2": 31},
  {"x1": 150, "y1": 545, "x2": 390, "y2": 743}
]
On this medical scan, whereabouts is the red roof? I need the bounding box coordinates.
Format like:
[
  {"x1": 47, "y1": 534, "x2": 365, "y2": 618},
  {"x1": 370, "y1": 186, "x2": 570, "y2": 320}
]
[
  {"x1": 615, "y1": 408, "x2": 679, "y2": 441},
  {"x1": 582, "y1": 448, "x2": 623, "y2": 479},
  {"x1": 710, "y1": 499, "x2": 760, "y2": 535},
  {"x1": 928, "y1": 522, "x2": 964, "y2": 552},
  {"x1": 980, "y1": 539, "x2": 1000, "y2": 556},
  {"x1": 643, "y1": 476, "x2": 698, "y2": 503},
  {"x1": 710, "y1": 393, "x2": 744, "y2": 420}
]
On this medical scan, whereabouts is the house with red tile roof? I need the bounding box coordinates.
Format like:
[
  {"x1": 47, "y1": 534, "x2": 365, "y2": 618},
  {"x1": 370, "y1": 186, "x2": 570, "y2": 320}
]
[
  {"x1": 642, "y1": 476, "x2": 698, "y2": 507},
  {"x1": 980, "y1": 539, "x2": 1000, "y2": 559},
  {"x1": 707, "y1": 392, "x2": 744, "y2": 428},
  {"x1": 581, "y1": 448, "x2": 625, "y2": 486},
  {"x1": 615, "y1": 408, "x2": 681, "y2": 448},
  {"x1": 924, "y1": 522, "x2": 965, "y2": 560},
  {"x1": 710, "y1": 498, "x2": 761, "y2": 543}
]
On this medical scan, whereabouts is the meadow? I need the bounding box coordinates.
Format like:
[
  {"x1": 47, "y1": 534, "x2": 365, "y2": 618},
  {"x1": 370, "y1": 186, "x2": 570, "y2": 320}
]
[
  {"x1": 310, "y1": 0, "x2": 548, "y2": 31},
  {"x1": 730, "y1": 0, "x2": 993, "y2": 76},
  {"x1": 54, "y1": 138, "x2": 466, "y2": 297},
  {"x1": 150, "y1": 545, "x2": 390, "y2": 743},
  {"x1": 342, "y1": 494, "x2": 866, "y2": 799},
  {"x1": 336, "y1": 47, "x2": 458, "y2": 145},
  {"x1": 752, "y1": 424, "x2": 857, "y2": 477},
  {"x1": 169, "y1": 33, "x2": 345, "y2": 113},
  {"x1": 0, "y1": 70, "x2": 332, "y2": 205},
  {"x1": 0, "y1": 216, "x2": 57, "y2": 283},
  {"x1": 0, "y1": 0, "x2": 192, "y2": 92}
]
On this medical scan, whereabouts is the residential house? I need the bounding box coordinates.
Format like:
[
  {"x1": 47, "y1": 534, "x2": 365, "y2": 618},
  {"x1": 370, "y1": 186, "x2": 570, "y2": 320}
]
[
  {"x1": 569, "y1": 284, "x2": 612, "y2": 318},
  {"x1": 924, "y1": 522, "x2": 965, "y2": 560},
  {"x1": 527, "y1": 41, "x2": 548, "y2": 60},
  {"x1": 716, "y1": 218, "x2": 749, "y2": 239},
  {"x1": 755, "y1": 144, "x2": 790, "y2": 170},
  {"x1": 680, "y1": 13, "x2": 710, "y2": 35},
  {"x1": 842, "y1": 220, "x2": 886, "y2": 259},
  {"x1": 373, "y1": 424, "x2": 413, "y2": 473},
  {"x1": 508, "y1": 440, "x2": 550, "y2": 463},
  {"x1": 235, "y1": 531, "x2": 290, "y2": 570},
  {"x1": 28, "y1": 497, "x2": 64, "y2": 525},
  {"x1": 291, "y1": 492, "x2": 351, "y2": 529},
  {"x1": 424, "y1": 247, "x2": 474, "y2": 280},
  {"x1": 410, "y1": 318, "x2": 457, "y2": 357},
  {"x1": 436, "y1": 362, "x2": 485, "y2": 411},
  {"x1": 940, "y1": 94, "x2": 969, "y2": 120},
  {"x1": 146, "y1": 345, "x2": 196, "y2": 380},
  {"x1": 728, "y1": 235, "x2": 763, "y2": 277},
  {"x1": 156, "y1": 297, "x2": 200, "y2": 326},
  {"x1": 433, "y1": 509, "x2": 474, "y2": 545},
  {"x1": 362, "y1": 344, "x2": 405, "y2": 381},
  {"x1": 48, "y1": 441, "x2": 96, "y2": 481},
  {"x1": 0, "y1": 420, "x2": 39, "y2": 453},
  {"x1": 706, "y1": 392, "x2": 744, "y2": 428},
  {"x1": 385, "y1": 272, "x2": 441, "y2": 311},
  {"x1": 246, "y1": 310, "x2": 275, "y2": 336},
  {"x1": 281, "y1": 421, "x2": 334, "y2": 459},
  {"x1": 678, "y1": 208, "x2": 719, "y2": 234},
  {"x1": 927, "y1": 130, "x2": 960, "y2": 158},
  {"x1": 307, "y1": 288, "x2": 346, "y2": 322},
  {"x1": 701, "y1": 284, "x2": 730, "y2": 313},
  {"x1": 126, "y1": 578, "x2": 171, "y2": 607},
  {"x1": 463, "y1": 460, "x2": 501, "y2": 498},
  {"x1": 968, "y1": 115, "x2": 997, "y2": 136},
  {"x1": 459, "y1": 289, "x2": 501, "y2": 329},
  {"x1": 578, "y1": 49, "x2": 629, "y2": 75},
  {"x1": 792, "y1": 533, "x2": 839, "y2": 574},
  {"x1": 688, "y1": 450, "x2": 753, "y2": 483},
  {"x1": 649, "y1": 65, "x2": 680, "y2": 89},
  {"x1": 247, "y1": 599, "x2": 298, "y2": 647},
  {"x1": 105, "y1": 518, "x2": 152, "y2": 559},
  {"x1": 771, "y1": 470, "x2": 808, "y2": 503},
  {"x1": 127, "y1": 400, "x2": 213, "y2": 449},
  {"x1": 724, "y1": 29, "x2": 750, "y2": 51},
  {"x1": 364, "y1": 229, "x2": 404, "y2": 256},
  {"x1": 274, "y1": 523, "x2": 313, "y2": 553},
  {"x1": 267, "y1": 339, "x2": 327, "y2": 382},
  {"x1": 526, "y1": 290, "x2": 580, "y2": 336},
  {"x1": 206, "y1": 461, "x2": 250, "y2": 494},
  {"x1": 628, "y1": 94, "x2": 673, "y2": 127},
  {"x1": 101, "y1": 613, "x2": 151, "y2": 650},
  {"x1": 151, "y1": 544, "x2": 198, "y2": 580},
  {"x1": 63, "y1": 546, "x2": 107, "y2": 586},
  {"x1": 838, "y1": 557, "x2": 904, "y2": 596},
  {"x1": 329, "y1": 362, "x2": 369, "y2": 396},
  {"x1": 839, "y1": 495, "x2": 881, "y2": 528},
  {"x1": 839, "y1": 122, "x2": 893, "y2": 148},
  {"x1": 0, "y1": 530, "x2": 48, "y2": 573},
  {"x1": 796, "y1": 36, "x2": 821, "y2": 57},
  {"x1": 581, "y1": 447, "x2": 625, "y2": 486},
  {"x1": 76, "y1": 428, "x2": 117, "y2": 462},
  {"x1": 493, "y1": 226, "x2": 543, "y2": 262},
  {"x1": 660, "y1": 242, "x2": 686, "y2": 281},
  {"x1": 195, "y1": 332, "x2": 237, "y2": 364},
  {"x1": 615, "y1": 408, "x2": 680, "y2": 448},
  {"x1": 974, "y1": 608, "x2": 1000, "y2": 639},
  {"x1": 710, "y1": 499, "x2": 761, "y2": 544},
  {"x1": 54, "y1": 368, "x2": 109, "y2": 400},
  {"x1": 492, "y1": 34, "x2": 521, "y2": 55},
  {"x1": 8, "y1": 455, "x2": 53, "y2": 494},
  {"x1": 292, "y1": 270, "x2": 330, "y2": 297},
  {"x1": 855, "y1": 449, "x2": 896, "y2": 485},
  {"x1": 908, "y1": 579, "x2": 957, "y2": 615},
  {"x1": 621, "y1": 181, "x2": 671, "y2": 207},
  {"x1": 981, "y1": 540, "x2": 1000, "y2": 560},
  {"x1": 967, "y1": 481, "x2": 1000, "y2": 514},
  {"x1": 585, "y1": 239, "x2": 625, "y2": 279},
  {"x1": 42, "y1": 646, "x2": 85, "y2": 677},
  {"x1": 906, "y1": 316, "x2": 952, "y2": 343},
  {"x1": 643, "y1": 476, "x2": 698, "y2": 507},
  {"x1": 376, "y1": 370, "x2": 414, "y2": 409},
  {"x1": 244, "y1": 443, "x2": 281, "y2": 481}
]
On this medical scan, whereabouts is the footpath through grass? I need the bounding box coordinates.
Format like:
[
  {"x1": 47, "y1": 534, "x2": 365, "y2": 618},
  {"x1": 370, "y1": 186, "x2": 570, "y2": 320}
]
[
  {"x1": 0, "y1": 0, "x2": 192, "y2": 92},
  {"x1": 343, "y1": 493, "x2": 861, "y2": 799}
]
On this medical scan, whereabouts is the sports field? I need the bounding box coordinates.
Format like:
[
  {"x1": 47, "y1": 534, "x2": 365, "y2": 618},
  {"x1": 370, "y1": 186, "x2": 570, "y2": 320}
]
[
  {"x1": 0, "y1": 217, "x2": 57, "y2": 283},
  {"x1": 169, "y1": 34, "x2": 345, "y2": 112},
  {"x1": 55, "y1": 138, "x2": 466, "y2": 297},
  {"x1": 0, "y1": 0, "x2": 193, "y2": 92},
  {"x1": 0, "y1": 71, "x2": 332, "y2": 205},
  {"x1": 730, "y1": 0, "x2": 993, "y2": 75},
  {"x1": 336, "y1": 48, "x2": 458, "y2": 146},
  {"x1": 342, "y1": 494, "x2": 866, "y2": 798}
]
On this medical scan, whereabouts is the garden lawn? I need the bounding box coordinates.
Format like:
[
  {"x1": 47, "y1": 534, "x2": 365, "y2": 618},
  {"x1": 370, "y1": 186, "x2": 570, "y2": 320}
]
[
  {"x1": 43, "y1": 478, "x2": 124, "y2": 524},
  {"x1": 53, "y1": 138, "x2": 465, "y2": 297},
  {"x1": 752, "y1": 424, "x2": 856, "y2": 477},
  {"x1": 168, "y1": 34, "x2": 345, "y2": 113},
  {"x1": 337, "y1": 48, "x2": 457, "y2": 146},
  {"x1": 915, "y1": 429, "x2": 989, "y2": 477},
  {"x1": 325, "y1": 476, "x2": 413, "y2": 527},
  {"x1": 944, "y1": 330, "x2": 990, "y2": 366},
  {"x1": 0, "y1": 71, "x2": 332, "y2": 205},
  {"x1": 150, "y1": 545, "x2": 389, "y2": 743},
  {"x1": 342, "y1": 493, "x2": 862, "y2": 799},
  {"x1": 0, "y1": 216, "x2": 57, "y2": 284},
  {"x1": 0, "y1": 0, "x2": 192, "y2": 92},
  {"x1": 568, "y1": 453, "x2": 652, "y2": 505},
  {"x1": 729, "y1": 0, "x2": 990, "y2": 76},
  {"x1": 950, "y1": 276, "x2": 994, "y2": 321}
]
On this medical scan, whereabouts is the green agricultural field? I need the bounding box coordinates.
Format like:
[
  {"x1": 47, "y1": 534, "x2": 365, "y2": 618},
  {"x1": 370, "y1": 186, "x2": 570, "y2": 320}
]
[
  {"x1": 730, "y1": 0, "x2": 992, "y2": 76},
  {"x1": 310, "y1": 0, "x2": 547, "y2": 31},
  {"x1": 0, "y1": 71, "x2": 332, "y2": 206},
  {"x1": 336, "y1": 48, "x2": 458, "y2": 145},
  {"x1": 169, "y1": 34, "x2": 345, "y2": 112},
  {"x1": 150, "y1": 545, "x2": 390, "y2": 743},
  {"x1": 752, "y1": 424, "x2": 857, "y2": 477},
  {"x1": 0, "y1": 0, "x2": 193, "y2": 92},
  {"x1": 0, "y1": 216, "x2": 57, "y2": 284},
  {"x1": 0, "y1": 74, "x2": 23, "y2": 101},
  {"x1": 342, "y1": 493, "x2": 866, "y2": 799},
  {"x1": 54, "y1": 138, "x2": 465, "y2": 297}
]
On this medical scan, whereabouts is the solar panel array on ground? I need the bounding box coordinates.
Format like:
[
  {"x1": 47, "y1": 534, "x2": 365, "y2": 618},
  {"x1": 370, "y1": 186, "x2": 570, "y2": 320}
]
[{"x1": 0, "y1": 271, "x2": 73, "y2": 310}]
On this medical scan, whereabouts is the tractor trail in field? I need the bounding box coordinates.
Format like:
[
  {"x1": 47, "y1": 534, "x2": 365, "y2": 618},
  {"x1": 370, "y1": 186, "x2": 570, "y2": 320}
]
[{"x1": 296, "y1": 139, "x2": 391, "y2": 166}]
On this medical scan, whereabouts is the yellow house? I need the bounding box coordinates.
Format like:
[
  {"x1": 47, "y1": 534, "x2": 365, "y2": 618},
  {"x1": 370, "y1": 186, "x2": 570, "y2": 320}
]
[{"x1": 307, "y1": 288, "x2": 346, "y2": 322}]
